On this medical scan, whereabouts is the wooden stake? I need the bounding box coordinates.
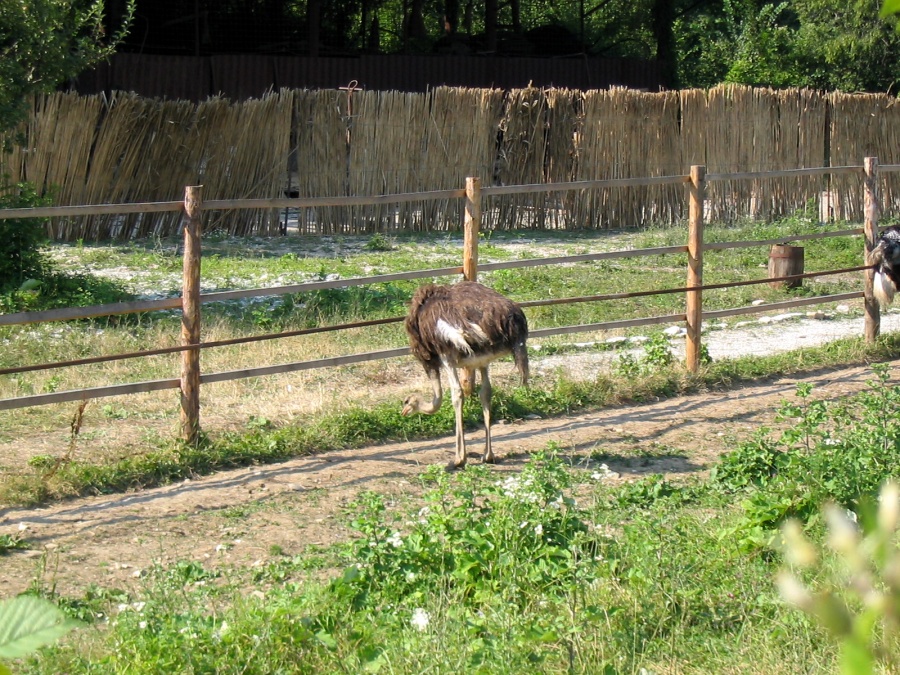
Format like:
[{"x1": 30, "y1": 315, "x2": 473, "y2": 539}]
[
  {"x1": 461, "y1": 176, "x2": 482, "y2": 395},
  {"x1": 686, "y1": 165, "x2": 706, "y2": 373},
  {"x1": 864, "y1": 156, "x2": 880, "y2": 343},
  {"x1": 181, "y1": 185, "x2": 203, "y2": 444},
  {"x1": 463, "y1": 176, "x2": 481, "y2": 282}
]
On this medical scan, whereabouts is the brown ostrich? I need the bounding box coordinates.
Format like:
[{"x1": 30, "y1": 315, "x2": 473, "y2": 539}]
[{"x1": 402, "y1": 281, "x2": 529, "y2": 469}]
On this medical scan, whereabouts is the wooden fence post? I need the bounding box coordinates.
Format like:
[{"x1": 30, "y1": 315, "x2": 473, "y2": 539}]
[
  {"x1": 461, "y1": 176, "x2": 482, "y2": 395},
  {"x1": 181, "y1": 185, "x2": 203, "y2": 444},
  {"x1": 463, "y1": 176, "x2": 481, "y2": 282},
  {"x1": 686, "y1": 165, "x2": 706, "y2": 373},
  {"x1": 864, "y1": 157, "x2": 880, "y2": 343}
]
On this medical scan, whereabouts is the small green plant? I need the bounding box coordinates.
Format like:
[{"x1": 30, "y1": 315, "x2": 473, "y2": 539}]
[
  {"x1": 363, "y1": 232, "x2": 395, "y2": 252},
  {"x1": 716, "y1": 365, "x2": 900, "y2": 550},
  {"x1": 0, "y1": 531, "x2": 28, "y2": 555},
  {"x1": 613, "y1": 332, "x2": 675, "y2": 377},
  {"x1": 0, "y1": 180, "x2": 51, "y2": 293}
]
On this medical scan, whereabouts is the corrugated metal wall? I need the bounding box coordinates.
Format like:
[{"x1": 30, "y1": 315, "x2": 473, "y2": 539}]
[{"x1": 74, "y1": 53, "x2": 665, "y2": 101}]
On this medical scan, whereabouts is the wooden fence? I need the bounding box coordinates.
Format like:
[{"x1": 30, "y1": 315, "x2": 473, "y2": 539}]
[{"x1": 0, "y1": 159, "x2": 895, "y2": 444}]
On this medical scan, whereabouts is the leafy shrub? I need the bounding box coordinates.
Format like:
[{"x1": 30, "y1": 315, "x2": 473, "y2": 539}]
[
  {"x1": 0, "y1": 180, "x2": 51, "y2": 292},
  {"x1": 613, "y1": 333, "x2": 676, "y2": 378},
  {"x1": 0, "y1": 596, "x2": 80, "y2": 674},
  {"x1": 716, "y1": 365, "x2": 900, "y2": 549},
  {"x1": 334, "y1": 451, "x2": 600, "y2": 611},
  {"x1": 0, "y1": 179, "x2": 133, "y2": 312}
]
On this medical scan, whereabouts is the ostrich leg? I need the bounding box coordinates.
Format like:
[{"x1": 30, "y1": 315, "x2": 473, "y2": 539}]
[
  {"x1": 444, "y1": 366, "x2": 468, "y2": 468},
  {"x1": 479, "y1": 366, "x2": 495, "y2": 463}
]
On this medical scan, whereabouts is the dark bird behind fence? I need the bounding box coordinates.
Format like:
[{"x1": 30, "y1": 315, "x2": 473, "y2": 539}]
[{"x1": 868, "y1": 225, "x2": 900, "y2": 308}]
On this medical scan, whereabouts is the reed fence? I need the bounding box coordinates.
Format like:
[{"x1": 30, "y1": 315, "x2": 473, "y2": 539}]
[
  {"x1": 3, "y1": 86, "x2": 900, "y2": 240},
  {"x1": 0, "y1": 159, "x2": 895, "y2": 444}
]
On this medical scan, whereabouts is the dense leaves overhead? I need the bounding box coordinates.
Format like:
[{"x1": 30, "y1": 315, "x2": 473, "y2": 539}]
[
  {"x1": 108, "y1": 0, "x2": 900, "y2": 92},
  {"x1": 0, "y1": 0, "x2": 134, "y2": 131}
]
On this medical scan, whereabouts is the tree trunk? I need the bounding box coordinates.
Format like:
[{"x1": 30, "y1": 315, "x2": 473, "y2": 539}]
[
  {"x1": 405, "y1": 0, "x2": 428, "y2": 43},
  {"x1": 307, "y1": 0, "x2": 321, "y2": 56},
  {"x1": 652, "y1": 0, "x2": 676, "y2": 88},
  {"x1": 485, "y1": 0, "x2": 498, "y2": 52}
]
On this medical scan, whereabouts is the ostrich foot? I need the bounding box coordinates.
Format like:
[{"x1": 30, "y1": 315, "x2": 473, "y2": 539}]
[
  {"x1": 446, "y1": 458, "x2": 467, "y2": 472},
  {"x1": 482, "y1": 451, "x2": 496, "y2": 464}
]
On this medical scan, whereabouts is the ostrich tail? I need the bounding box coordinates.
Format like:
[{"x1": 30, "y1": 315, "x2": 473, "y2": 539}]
[
  {"x1": 874, "y1": 270, "x2": 897, "y2": 308},
  {"x1": 513, "y1": 342, "x2": 529, "y2": 386}
]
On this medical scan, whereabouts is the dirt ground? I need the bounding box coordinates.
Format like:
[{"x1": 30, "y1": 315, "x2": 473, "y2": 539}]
[{"x1": 2, "y1": 359, "x2": 897, "y2": 598}]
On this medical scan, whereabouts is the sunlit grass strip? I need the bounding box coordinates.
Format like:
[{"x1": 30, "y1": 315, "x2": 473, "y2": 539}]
[{"x1": 4, "y1": 332, "x2": 900, "y2": 507}]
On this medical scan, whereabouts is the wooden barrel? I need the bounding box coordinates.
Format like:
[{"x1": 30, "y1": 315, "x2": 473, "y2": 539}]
[{"x1": 768, "y1": 245, "x2": 804, "y2": 289}]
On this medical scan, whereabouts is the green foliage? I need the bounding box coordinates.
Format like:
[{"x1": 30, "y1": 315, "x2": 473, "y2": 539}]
[
  {"x1": 338, "y1": 451, "x2": 594, "y2": 610},
  {"x1": 0, "y1": 181, "x2": 51, "y2": 292},
  {"x1": 613, "y1": 332, "x2": 675, "y2": 378},
  {"x1": 0, "y1": 596, "x2": 80, "y2": 672},
  {"x1": 0, "y1": 0, "x2": 134, "y2": 132},
  {"x1": 791, "y1": 0, "x2": 900, "y2": 92},
  {"x1": 0, "y1": 180, "x2": 132, "y2": 311},
  {"x1": 715, "y1": 365, "x2": 900, "y2": 549},
  {"x1": 677, "y1": 0, "x2": 900, "y2": 91},
  {"x1": 362, "y1": 232, "x2": 396, "y2": 252},
  {"x1": 0, "y1": 532, "x2": 28, "y2": 556}
]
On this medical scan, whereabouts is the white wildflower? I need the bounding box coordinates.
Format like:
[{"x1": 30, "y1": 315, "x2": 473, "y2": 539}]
[
  {"x1": 17, "y1": 522, "x2": 28, "y2": 532},
  {"x1": 410, "y1": 608, "x2": 430, "y2": 632},
  {"x1": 212, "y1": 620, "x2": 230, "y2": 642},
  {"x1": 386, "y1": 532, "x2": 403, "y2": 548},
  {"x1": 138, "y1": 621, "x2": 147, "y2": 630},
  {"x1": 406, "y1": 571, "x2": 416, "y2": 582},
  {"x1": 534, "y1": 523, "x2": 544, "y2": 537}
]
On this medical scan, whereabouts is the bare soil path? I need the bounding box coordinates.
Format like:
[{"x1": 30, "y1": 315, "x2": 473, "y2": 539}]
[{"x1": 3, "y1": 358, "x2": 896, "y2": 598}]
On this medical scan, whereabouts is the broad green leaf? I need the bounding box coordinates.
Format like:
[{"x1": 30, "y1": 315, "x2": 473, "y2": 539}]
[
  {"x1": 881, "y1": 0, "x2": 900, "y2": 17},
  {"x1": 17, "y1": 279, "x2": 41, "y2": 292},
  {"x1": 840, "y1": 638, "x2": 874, "y2": 675},
  {"x1": 0, "y1": 596, "x2": 80, "y2": 659}
]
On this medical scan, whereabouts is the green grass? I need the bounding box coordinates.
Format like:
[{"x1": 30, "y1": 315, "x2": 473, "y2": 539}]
[
  {"x1": 4, "y1": 329, "x2": 900, "y2": 508},
  {"x1": 13, "y1": 362, "x2": 900, "y2": 672},
  {"x1": 16, "y1": 433, "x2": 884, "y2": 673}
]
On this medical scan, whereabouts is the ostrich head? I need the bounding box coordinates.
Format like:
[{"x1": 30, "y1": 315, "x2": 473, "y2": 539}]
[
  {"x1": 402, "y1": 392, "x2": 440, "y2": 416},
  {"x1": 401, "y1": 395, "x2": 421, "y2": 416}
]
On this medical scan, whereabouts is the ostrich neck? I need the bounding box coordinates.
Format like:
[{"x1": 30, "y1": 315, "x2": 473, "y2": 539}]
[
  {"x1": 418, "y1": 370, "x2": 443, "y2": 414},
  {"x1": 418, "y1": 394, "x2": 442, "y2": 414}
]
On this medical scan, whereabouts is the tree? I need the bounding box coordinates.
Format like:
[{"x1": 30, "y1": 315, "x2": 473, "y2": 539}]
[
  {"x1": 0, "y1": 0, "x2": 134, "y2": 133},
  {"x1": 791, "y1": 0, "x2": 900, "y2": 92},
  {"x1": 675, "y1": 0, "x2": 900, "y2": 92}
]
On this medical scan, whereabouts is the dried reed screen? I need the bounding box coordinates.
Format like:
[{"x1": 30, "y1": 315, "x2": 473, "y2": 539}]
[
  {"x1": 422, "y1": 87, "x2": 504, "y2": 231},
  {"x1": 574, "y1": 88, "x2": 682, "y2": 229},
  {"x1": 349, "y1": 90, "x2": 430, "y2": 232},
  {"x1": 4, "y1": 85, "x2": 900, "y2": 241},
  {"x1": 829, "y1": 92, "x2": 900, "y2": 222},
  {"x1": 681, "y1": 86, "x2": 826, "y2": 223},
  {"x1": 491, "y1": 87, "x2": 581, "y2": 230},
  {"x1": 197, "y1": 91, "x2": 294, "y2": 236},
  {"x1": 292, "y1": 89, "x2": 350, "y2": 234},
  {"x1": 82, "y1": 93, "x2": 199, "y2": 239}
]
